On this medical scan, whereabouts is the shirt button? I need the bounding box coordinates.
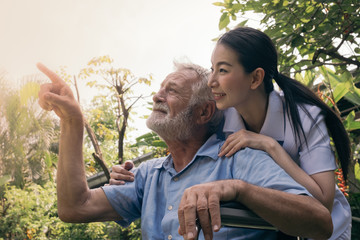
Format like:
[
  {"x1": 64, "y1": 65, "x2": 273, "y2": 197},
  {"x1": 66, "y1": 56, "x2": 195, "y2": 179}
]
[
  {"x1": 173, "y1": 177, "x2": 178, "y2": 182},
  {"x1": 168, "y1": 205, "x2": 173, "y2": 210},
  {"x1": 168, "y1": 235, "x2": 172, "y2": 240}
]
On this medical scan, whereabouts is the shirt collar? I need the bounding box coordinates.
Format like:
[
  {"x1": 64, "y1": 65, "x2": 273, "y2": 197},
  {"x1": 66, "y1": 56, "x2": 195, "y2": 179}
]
[
  {"x1": 222, "y1": 91, "x2": 285, "y2": 143},
  {"x1": 259, "y1": 91, "x2": 285, "y2": 142},
  {"x1": 154, "y1": 132, "x2": 223, "y2": 172},
  {"x1": 222, "y1": 107, "x2": 246, "y2": 133}
]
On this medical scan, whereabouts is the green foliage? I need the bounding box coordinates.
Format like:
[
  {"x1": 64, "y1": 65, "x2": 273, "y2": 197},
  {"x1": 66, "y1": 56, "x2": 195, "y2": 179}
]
[
  {"x1": 132, "y1": 132, "x2": 167, "y2": 149},
  {"x1": 355, "y1": 162, "x2": 360, "y2": 182},
  {"x1": 349, "y1": 192, "x2": 360, "y2": 239},
  {"x1": 130, "y1": 131, "x2": 169, "y2": 158},
  {"x1": 0, "y1": 183, "x2": 141, "y2": 239},
  {"x1": 318, "y1": 66, "x2": 360, "y2": 105},
  {"x1": 0, "y1": 78, "x2": 58, "y2": 190},
  {"x1": 86, "y1": 95, "x2": 118, "y2": 142},
  {"x1": 214, "y1": 0, "x2": 360, "y2": 77},
  {"x1": 0, "y1": 182, "x2": 58, "y2": 239}
]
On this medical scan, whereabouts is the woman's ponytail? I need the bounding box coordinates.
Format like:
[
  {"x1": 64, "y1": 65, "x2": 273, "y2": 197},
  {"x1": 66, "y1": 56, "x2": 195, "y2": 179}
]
[{"x1": 274, "y1": 73, "x2": 350, "y2": 181}]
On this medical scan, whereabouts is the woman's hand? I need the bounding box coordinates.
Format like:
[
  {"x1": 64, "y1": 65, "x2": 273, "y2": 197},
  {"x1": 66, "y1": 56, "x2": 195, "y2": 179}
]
[
  {"x1": 219, "y1": 129, "x2": 274, "y2": 157},
  {"x1": 109, "y1": 160, "x2": 135, "y2": 185}
]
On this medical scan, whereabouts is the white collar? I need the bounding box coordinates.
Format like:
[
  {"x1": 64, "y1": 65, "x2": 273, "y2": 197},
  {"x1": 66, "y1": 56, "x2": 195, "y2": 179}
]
[{"x1": 222, "y1": 91, "x2": 285, "y2": 142}]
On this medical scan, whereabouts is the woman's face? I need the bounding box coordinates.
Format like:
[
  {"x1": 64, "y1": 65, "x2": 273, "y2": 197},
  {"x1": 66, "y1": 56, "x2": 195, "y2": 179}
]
[{"x1": 208, "y1": 43, "x2": 253, "y2": 111}]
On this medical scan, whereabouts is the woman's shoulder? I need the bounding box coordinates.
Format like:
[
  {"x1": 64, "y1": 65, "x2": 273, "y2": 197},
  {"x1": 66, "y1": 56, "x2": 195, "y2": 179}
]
[{"x1": 276, "y1": 90, "x2": 323, "y2": 121}]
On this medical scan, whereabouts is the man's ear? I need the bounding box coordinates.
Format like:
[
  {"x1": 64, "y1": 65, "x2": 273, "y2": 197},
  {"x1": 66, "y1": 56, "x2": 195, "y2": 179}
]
[
  {"x1": 250, "y1": 68, "x2": 265, "y2": 90},
  {"x1": 196, "y1": 101, "x2": 216, "y2": 125}
]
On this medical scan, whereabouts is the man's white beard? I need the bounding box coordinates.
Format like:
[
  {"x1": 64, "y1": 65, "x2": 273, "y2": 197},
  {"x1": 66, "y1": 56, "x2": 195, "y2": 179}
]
[{"x1": 146, "y1": 103, "x2": 194, "y2": 141}]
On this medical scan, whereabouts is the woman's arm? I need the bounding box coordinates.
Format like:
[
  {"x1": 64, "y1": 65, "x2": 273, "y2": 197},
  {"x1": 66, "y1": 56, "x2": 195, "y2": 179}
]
[
  {"x1": 264, "y1": 137, "x2": 334, "y2": 211},
  {"x1": 219, "y1": 129, "x2": 334, "y2": 211}
]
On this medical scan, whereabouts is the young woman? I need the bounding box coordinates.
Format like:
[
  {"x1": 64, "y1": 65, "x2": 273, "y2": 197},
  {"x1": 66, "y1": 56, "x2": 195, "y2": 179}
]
[{"x1": 208, "y1": 27, "x2": 351, "y2": 240}]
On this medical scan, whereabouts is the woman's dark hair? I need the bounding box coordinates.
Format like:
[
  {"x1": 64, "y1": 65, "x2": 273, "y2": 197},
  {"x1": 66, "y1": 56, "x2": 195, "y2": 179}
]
[{"x1": 218, "y1": 27, "x2": 350, "y2": 181}]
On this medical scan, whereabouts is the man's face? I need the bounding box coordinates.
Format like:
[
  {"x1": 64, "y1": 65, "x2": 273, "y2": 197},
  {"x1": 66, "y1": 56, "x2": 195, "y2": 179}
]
[{"x1": 146, "y1": 69, "x2": 198, "y2": 140}]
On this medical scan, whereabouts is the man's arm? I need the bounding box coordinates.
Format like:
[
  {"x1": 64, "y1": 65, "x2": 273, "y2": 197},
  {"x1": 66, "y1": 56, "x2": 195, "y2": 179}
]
[
  {"x1": 37, "y1": 63, "x2": 120, "y2": 223},
  {"x1": 178, "y1": 179, "x2": 332, "y2": 240},
  {"x1": 56, "y1": 115, "x2": 120, "y2": 222}
]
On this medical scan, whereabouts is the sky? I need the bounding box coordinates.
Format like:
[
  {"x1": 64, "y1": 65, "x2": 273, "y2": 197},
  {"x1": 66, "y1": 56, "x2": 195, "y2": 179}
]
[
  {"x1": 1, "y1": 0, "x2": 224, "y2": 83},
  {"x1": 0, "y1": 0, "x2": 261, "y2": 139}
]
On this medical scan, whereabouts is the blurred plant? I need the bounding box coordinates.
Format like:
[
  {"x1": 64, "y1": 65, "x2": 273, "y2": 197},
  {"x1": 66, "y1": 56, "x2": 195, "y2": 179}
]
[
  {"x1": 0, "y1": 76, "x2": 58, "y2": 192},
  {"x1": 0, "y1": 182, "x2": 140, "y2": 239}
]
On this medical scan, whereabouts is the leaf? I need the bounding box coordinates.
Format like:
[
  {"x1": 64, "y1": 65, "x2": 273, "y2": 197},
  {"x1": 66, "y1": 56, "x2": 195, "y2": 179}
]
[
  {"x1": 219, "y1": 13, "x2": 230, "y2": 30},
  {"x1": 343, "y1": 111, "x2": 360, "y2": 132},
  {"x1": 273, "y1": 0, "x2": 280, "y2": 5},
  {"x1": 44, "y1": 152, "x2": 53, "y2": 168},
  {"x1": 305, "y1": 5, "x2": 314, "y2": 13},
  {"x1": 232, "y1": 3, "x2": 242, "y2": 11},
  {"x1": 332, "y1": 82, "x2": 350, "y2": 103},
  {"x1": 344, "y1": 89, "x2": 360, "y2": 106},
  {"x1": 213, "y1": 2, "x2": 226, "y2": 7},
  {"x1": 291, "y1": 36, "x2": 305, "y2": 47},
  {"x1": 0, "y1": 175, "x2": 11, "y2": 186},
  {"x1": 86, "y1": 81, "x2": 97, "y2": 88},
  {"x1": 19, "y1": 82, "x2": 40, "y2": 106},
  {"x1": 236, "y1": 19, "x2": 248, "y2": 27},
  {"x1": 152, "y1": 140, "x2": 168, "y2": 148}
]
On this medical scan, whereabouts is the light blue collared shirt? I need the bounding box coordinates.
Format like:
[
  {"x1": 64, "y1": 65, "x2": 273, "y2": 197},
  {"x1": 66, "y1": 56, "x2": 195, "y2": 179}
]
[{"x1": 103, "y1": 130, "x2": 310, "y2": 240}]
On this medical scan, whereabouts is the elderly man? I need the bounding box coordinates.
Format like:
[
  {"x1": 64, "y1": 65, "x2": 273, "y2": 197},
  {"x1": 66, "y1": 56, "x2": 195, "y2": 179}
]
[{"x1": 37, "y1": 62, "x2": 332, "y2": 240}]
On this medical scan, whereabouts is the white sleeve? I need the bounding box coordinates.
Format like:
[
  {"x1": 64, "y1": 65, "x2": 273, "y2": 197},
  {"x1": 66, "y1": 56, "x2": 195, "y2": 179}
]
[{"x1": 298, "y1": 105, "x2": 337, "y2": 175}]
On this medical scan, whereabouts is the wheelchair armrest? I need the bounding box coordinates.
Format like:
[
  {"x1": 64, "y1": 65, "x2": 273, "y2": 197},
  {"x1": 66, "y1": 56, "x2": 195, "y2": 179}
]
[{"x1": 220, "y1": 201, "x2": 276, "y2": 231}]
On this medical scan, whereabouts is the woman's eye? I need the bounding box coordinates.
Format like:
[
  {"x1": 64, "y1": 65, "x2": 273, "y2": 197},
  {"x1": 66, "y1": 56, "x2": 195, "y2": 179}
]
[{"x1": 219, "y1": 68, "x2": 227, "y2": 73}]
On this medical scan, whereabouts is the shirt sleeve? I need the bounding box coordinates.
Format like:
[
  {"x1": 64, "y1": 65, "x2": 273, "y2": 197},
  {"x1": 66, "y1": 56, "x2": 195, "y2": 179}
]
[
  {"x1": 298, "y1": 105, "x2": 337, "y2": 175},
  {"x1": 232, "y1": 147, "x2": 311, "y2": 196},
  {"x1": 101, "y1": 162, "x2": 148, "y2": 227}
]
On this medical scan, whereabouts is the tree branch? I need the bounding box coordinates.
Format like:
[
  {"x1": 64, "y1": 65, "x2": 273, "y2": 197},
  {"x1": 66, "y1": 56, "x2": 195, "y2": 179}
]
[
  {"x1": 313, "y1": 49, "x2": 360, "y2": 67},
  {"x1": 73, "y1": 76, "x2": 110, "y2": 181},
  {"x1": 92, "y1": 153, "x2": 110, "y2": 180}
]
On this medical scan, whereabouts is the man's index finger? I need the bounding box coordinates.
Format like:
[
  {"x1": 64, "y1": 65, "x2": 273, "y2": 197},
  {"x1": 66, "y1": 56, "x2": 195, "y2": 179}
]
[{"x1": 36, "y1": 62, "x2": 64, "y2": 84}]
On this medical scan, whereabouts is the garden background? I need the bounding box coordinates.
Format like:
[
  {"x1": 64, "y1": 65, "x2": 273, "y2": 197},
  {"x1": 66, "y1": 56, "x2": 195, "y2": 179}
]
[{"x1": 1, "y1": 0, "x2": 360, "y2": 239}]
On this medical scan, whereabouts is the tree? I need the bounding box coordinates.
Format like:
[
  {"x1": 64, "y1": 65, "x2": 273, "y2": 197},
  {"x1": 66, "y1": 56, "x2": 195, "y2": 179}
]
[{"x1": 78, "y1": 56, "x2": 153, "y2": 167}]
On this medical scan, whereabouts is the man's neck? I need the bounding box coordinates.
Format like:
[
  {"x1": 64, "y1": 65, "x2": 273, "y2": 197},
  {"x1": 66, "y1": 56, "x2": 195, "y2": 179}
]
[{"x1": 166, "y1": 138, "x2": 206, "y2": 172}]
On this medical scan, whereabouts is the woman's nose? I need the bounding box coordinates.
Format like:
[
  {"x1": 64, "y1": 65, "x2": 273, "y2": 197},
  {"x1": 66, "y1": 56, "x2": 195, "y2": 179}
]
[{"x1": 208, "y1": 73, "x2": 217, "y2": 88}]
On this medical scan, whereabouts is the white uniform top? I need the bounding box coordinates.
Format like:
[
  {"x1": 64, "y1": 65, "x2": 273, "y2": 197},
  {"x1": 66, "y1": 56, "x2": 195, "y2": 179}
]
[{"x1": 223, "y1": 90, "x2": 351, "y2": 240}]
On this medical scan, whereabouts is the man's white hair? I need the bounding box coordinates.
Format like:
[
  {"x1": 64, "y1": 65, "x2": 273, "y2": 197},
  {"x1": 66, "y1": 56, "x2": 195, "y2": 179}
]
[{"x1": 173, "y1": 61, "x2": 223, "y2": 135}]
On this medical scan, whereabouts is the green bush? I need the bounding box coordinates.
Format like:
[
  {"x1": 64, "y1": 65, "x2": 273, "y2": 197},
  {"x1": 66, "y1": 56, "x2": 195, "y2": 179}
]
[{"x1": 0, "y1": 183, "x2": 140, "y2": 239}]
